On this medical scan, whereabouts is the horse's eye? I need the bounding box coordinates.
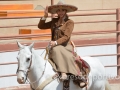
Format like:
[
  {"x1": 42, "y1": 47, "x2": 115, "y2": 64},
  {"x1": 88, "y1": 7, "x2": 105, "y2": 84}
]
[{"x1": 26, "y1": 58, "x2": 30, "y2": 62}]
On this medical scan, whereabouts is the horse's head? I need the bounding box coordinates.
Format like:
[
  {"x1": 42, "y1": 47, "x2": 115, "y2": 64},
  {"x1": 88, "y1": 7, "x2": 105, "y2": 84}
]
[{"x1": 16, "y1": 41, "x2": 34, "y2": 84}]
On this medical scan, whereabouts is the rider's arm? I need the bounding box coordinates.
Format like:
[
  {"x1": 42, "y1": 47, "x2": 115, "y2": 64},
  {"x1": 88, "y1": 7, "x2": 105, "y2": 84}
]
[
  {"x1": 38, "y1": 17, "x2": 52, "y2": 29},
  {"x1": 56, "y1": 20, "x2": 74, "y2": 45}
]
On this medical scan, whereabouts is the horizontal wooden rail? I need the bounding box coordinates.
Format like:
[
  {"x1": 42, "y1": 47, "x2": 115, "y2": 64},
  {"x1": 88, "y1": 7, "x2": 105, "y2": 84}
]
[
  {"x1": 0, "y1": 31, "x2": 116, "y2": 40},
  {"x1": 0, "y1": 53, "x2": 119, "y2": 66},
  {"x1": 76, "y1": 41, "x2": 119, "y2": 47},
  {"x1": 0, "y1": 16, "x2": 43, "y2": 19},
  {"x1": 0, "y1": 33, "x2": 50, "y2": 40},
  {"x1": 0, "y1": 8, "x2": 115, "y2": 13},
  {"x1": 69, "y1": 11, "x2": 116, "y2": 16},
  {"x1": 0, "y1": 10, "x2": 115, "y2": 14},
  {"x1": 0, "y1": 74, "x2": 16, "y2": 78},
  {"x1": 105, "y1": 65, "x2": 120, "y2": 67},
  {"x1": 0, "y1": 30, "x2": 118, "y2": 39},
  {"x1": 0, "y1": 20, "x2": 119, "y2": 28},
  {"x1": 87, "y1": 53, "x2": 120, "y2": 57},
  {"x1": 0, "y1": 24, "x2": 37, "y2": 28},
  {"x1": 0, "y1": 11, "x2": 116, "y2": 19},
  {"x1": 0, "y1": 53, "x2": 117, "y2": 65},
  {"x1": 72, "y1": 30, "x2": 118, "y2": 35},
  {"x1": 0, "y1": 64, "x2": 120, "y2": 78},
  {"x1": 78, "y1": 8, "x2": 116, "y2": 11},
  {"x1": 75, "y1": 20, "x2": 120, "y2": 24},
  {"x1": 0, "y1": 62, "x2": 17, "y2": 65}
]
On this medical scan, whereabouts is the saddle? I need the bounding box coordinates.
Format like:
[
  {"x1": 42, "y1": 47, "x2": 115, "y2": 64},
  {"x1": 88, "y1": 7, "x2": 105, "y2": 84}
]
[
  {"x1": 74, "y1": 54, "x2": 90, "y2": 76},
  {"x1": 73, "y1": 54, "x2": 90, "y2": 88},
  {"x1": 44, "y1": 42, "x2": 90, "y2": 89},
  {"x1": 62, "y1": 55, "x2": 90, "y2": 89},
  {"x1": 47, "y1": 55, "x2": 90, "y2": 90},
  {"x1": 71, "y1": 41, "x2": 90, "y2": 88}
]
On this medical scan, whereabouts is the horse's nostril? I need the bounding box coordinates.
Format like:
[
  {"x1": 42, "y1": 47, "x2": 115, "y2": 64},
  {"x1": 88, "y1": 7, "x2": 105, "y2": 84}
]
[
  {"x1": 17, "y1": 77, "x2": 25, "y2": 84},
  {"x1": 22, "y1": 77, "x2": 24, "y2": 80}
]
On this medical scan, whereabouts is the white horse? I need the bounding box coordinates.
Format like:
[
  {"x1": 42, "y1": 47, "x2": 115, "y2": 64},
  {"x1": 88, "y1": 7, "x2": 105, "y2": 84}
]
[{"x1": 16, "y1": 42, "x2": 111, "y2": 90}]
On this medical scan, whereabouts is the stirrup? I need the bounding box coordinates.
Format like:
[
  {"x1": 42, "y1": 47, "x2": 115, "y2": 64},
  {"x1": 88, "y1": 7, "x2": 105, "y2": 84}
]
[{"x1": 73, "y1": 75, "x2": 87, "y2": 88}]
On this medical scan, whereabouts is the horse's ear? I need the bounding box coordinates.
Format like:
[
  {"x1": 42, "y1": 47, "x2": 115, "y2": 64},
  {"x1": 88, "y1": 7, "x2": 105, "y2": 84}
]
[
  {"x1": 17, "y1": 41, "x2": 23, "y2": 49},
  {"x1": 29, "y1": 42, "x2": 34, "y2": 51}
]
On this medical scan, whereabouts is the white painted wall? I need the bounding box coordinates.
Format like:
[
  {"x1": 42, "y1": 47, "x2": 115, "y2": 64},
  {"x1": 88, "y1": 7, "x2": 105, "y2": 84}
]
[{"x1": 0, "y1": 45, "x2": 117, "y2": 88}]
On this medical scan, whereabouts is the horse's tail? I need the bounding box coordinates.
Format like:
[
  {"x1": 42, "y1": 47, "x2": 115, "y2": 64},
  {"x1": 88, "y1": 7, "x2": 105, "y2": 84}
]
[{"x1": 105, "y1": 80, "x2": 111, "y2": 90}]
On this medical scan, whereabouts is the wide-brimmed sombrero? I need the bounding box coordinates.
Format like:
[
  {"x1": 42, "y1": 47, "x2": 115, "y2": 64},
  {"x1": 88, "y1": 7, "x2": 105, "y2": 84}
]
[{"x1": 48, "y1": 0, "x2": 78, "y2": 14}]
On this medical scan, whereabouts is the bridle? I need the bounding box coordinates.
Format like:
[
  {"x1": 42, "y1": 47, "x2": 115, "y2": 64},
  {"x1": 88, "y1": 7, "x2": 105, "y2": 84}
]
[
  {"x1": 16, "y1": 54, "x2": 32, "y2": 82},
  {"x1": 16, "y1": 49, "x2": 48, "y2": 90}
]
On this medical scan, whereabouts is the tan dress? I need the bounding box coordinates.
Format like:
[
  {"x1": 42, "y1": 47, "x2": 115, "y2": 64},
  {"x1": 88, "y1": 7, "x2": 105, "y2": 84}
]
[
  {"x1": 51, "y1": 44, "x2": 78, "y2": 75},
  {"x1": 50, "y1": 20, "x2": 78, "y2": 75}
]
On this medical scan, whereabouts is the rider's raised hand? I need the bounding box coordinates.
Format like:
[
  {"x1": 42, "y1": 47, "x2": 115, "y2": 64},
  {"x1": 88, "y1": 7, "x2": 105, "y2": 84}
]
[{"x1": 44, "y1": 6, "x2": 48, "y2": 18}]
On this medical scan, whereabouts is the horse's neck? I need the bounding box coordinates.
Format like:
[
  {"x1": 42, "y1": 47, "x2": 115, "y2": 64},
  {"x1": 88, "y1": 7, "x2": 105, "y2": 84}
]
[{"x1": 28, "y1": 49, "x2": 55, "y2": 88}]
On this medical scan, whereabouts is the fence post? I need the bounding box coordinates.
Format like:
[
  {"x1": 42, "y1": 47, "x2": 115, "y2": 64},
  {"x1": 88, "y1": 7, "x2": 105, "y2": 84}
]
[
  {"x1": 51, "y1": 0, "x2": 55, "y2": 18},
  {"x1": 51, "y1": 0, "x2": 54, "y2": 5},
  {"x1": 116, "y1": 8, "x2": 120, "y2": 76}
]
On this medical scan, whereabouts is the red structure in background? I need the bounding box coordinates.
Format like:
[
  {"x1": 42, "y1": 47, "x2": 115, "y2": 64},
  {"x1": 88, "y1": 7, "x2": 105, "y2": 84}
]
[{"x1": 116, "y1": 9, "x2": 120, "y2": 76}]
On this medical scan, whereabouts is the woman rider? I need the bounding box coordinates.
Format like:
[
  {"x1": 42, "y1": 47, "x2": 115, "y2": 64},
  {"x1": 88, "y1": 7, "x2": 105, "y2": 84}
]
[{"x1": 38, "y1": 0, "x2": 86, "y2": 88}]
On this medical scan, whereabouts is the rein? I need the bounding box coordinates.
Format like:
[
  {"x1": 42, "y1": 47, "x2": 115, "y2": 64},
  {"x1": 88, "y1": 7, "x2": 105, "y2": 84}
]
[
  {"x1": 17, "y1": 47, "x2": 49, "y2": 90},
  {"x1": 27, "y1": 57, "x2": 48, "y2": 90},
  {"x1": 28, "y1": 45, "x2": 50, "y2": 89},
  {"x1": 16, "y1": 55, "x2": 32, "y2": 82}
]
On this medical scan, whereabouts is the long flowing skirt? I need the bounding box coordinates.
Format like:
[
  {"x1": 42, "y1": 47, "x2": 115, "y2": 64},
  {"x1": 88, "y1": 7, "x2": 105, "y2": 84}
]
[{"x1": 50, "y1": 44, "x2": 78, "y2": 75}]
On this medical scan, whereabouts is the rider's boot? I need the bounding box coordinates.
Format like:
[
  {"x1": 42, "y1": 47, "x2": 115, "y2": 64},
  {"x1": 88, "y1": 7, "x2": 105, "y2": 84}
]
[
  {"x1": 79, "y1": 76, "x2": 87, "y2": 88},
  {"x1": 60, "y1": 73, "x2": 67, "y2": 81}
]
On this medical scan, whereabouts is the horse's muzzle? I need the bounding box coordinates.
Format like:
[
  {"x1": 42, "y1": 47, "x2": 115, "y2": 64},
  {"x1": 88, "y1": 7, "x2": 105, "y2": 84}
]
[{"x1": 17, "y1": 77, "x2": 25, "y2": 84}]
